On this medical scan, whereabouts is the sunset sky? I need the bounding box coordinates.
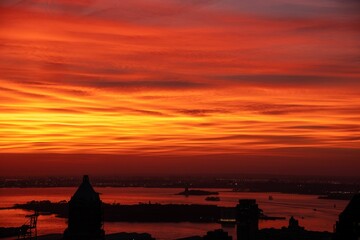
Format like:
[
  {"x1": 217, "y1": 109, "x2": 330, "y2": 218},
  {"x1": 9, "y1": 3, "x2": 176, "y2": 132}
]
[{"x1": 0, "y1": 0, "x2": 359, "y2": 176}]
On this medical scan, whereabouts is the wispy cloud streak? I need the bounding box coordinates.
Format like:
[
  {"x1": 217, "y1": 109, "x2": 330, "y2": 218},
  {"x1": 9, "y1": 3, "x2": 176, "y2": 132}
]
[{"x1": 0, "y1": 0, "x2": 359, "y2": 175}]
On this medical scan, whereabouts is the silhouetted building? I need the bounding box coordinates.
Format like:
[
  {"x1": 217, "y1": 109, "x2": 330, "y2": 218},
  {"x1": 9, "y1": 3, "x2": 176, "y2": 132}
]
[
  {"x1": 203, "y1": 229, "x2": 232, "y2": 240},
  {"x1": 288, "y1": 216, "x2": 304, "y2": 231},
  {"x1": 219, "y1": 207, "x2": 236, "y2": 227},
  {"x1": 257, "y1": 216, "x2": 331, "y2": 240},
  {"x1": 63, "y1": 175, "x2": 105, "y2": 240},
  {"x1": 176, "y1": 229, "x2": 231, "y2": 240},
  {"x1": 334, "y1": 193, "x2": 360, "y2": 240},
  {"x1": 258, "y1": 228, "x2": 332, "y2": 240},
  {"x1": 176, "y1": 236, "x2": 202, "y2": 240},
  {"x1": 105, "y1": 232, "x2": 155, "y2": 240},
  {"x1": 236, "y1": 199, "x2": 259, "y2": 240}
]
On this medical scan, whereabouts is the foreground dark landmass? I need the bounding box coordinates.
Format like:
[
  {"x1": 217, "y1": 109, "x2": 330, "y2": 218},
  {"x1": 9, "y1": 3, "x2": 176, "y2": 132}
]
[
  {"x1": 180, "y1": 228, "x2": 333, "y2": 240},
  {"x1": 257, "y1": 228, "x2": 332, "y2": 240},
  {"x1": 11, "y1": 200, "x2": 284, "y2": 223},
  {"x1": 1, "y1": 175, "x2": 359, "y2": 199},
  {"x1": 0, "y1": 227, "x2": 20, "y2": 238},
  {"x1": 0, "y1": 233, "x2": 156, "y2": 240}
]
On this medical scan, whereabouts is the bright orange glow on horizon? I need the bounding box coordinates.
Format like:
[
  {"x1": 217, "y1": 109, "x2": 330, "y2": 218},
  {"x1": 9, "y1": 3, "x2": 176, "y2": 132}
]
[{"x1": 0, "y1": 0, "x2": 359, "y2": 176}]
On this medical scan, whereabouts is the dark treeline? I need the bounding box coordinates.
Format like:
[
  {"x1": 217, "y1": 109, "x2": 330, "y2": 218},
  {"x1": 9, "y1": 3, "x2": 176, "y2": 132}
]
[
  {"x1": 14, "y1": 201, "x2": 219, "y2": 222},
  {"x1": 12, "y1": 201, "x2": 283, "y2": 223}
]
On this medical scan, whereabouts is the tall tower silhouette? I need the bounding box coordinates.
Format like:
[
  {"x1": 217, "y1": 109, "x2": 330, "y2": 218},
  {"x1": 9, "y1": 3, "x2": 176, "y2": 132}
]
[
  {"x1": 63, "y1": 175, "x2": 105, "y2": 240},
  {"x1": 236, "y1": 199, "x2": 259, "y2": 240}
]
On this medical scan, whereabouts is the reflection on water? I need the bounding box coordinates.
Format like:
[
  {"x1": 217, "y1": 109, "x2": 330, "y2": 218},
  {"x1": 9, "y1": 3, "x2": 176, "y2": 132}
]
[{"x1": 0, "y1": 187, "x2": 346, "y2": 239}]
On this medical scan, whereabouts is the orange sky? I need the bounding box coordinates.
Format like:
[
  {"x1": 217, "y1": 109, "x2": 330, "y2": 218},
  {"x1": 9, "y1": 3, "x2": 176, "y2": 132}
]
[{"x1": 0, "y1": 0, "x2": 359, "y2": 176}]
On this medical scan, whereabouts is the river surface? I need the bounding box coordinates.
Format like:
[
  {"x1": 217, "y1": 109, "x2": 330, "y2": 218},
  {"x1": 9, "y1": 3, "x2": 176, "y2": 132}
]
[{"x1": 0, "y1": 187, "x2": 347, "y2": 239}]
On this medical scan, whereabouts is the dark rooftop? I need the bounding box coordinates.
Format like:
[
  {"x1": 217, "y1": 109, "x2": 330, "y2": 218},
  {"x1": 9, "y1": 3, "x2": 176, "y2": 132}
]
[{"x1": 71, "y1": 175, "x2": 100, "y2": 202}]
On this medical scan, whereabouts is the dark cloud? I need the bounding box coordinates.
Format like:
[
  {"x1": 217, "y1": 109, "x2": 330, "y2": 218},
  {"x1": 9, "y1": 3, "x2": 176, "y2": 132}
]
[
  {"x1": 176, "y1": 108, "x2": 230, "y2": 116},
  {"x1": 243, "y1": 103, "x2": 360, "y2": 116},
  {"x1": 192, "y1": 134, "x2": 315, "y2": 144},
  {"x1": 84, "y1": 80, "x2": 207, "y2": 89},
  {"x1": 215, "y1": 74, "x2": 359, "y2": 87},
  {"x1": 283, "y1": 124, "x2": 360, "y2": 132},
  {"x1": 2, "y1": 0, "x2": 96, "y2": 14}
]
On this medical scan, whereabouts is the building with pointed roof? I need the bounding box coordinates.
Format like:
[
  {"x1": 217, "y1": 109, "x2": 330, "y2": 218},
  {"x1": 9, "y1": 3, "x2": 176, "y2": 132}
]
[
  {"x1": 334, "y1": 193, "x2": 360, "y2": 240},
  {"x1": 63, "y1": 175, "x2": 105, "y2": 240}
]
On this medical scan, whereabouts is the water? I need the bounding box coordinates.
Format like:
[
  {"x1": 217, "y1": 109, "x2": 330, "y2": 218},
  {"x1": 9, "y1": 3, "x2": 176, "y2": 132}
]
[{"x1": 0, "y1": 187, "x2": 347, "y2": 239}]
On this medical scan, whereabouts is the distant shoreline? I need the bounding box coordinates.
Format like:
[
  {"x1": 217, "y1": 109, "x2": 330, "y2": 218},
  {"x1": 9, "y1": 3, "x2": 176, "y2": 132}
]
[
  {"x1": 1, "y1": 177, "x2": 358, "y2": 199},
  {"x1": 9, "y1": 200, "x2": 285, "y2": 223},
  {"x1": 0, "y1": 186, "x2": 354, "y2": 200}
]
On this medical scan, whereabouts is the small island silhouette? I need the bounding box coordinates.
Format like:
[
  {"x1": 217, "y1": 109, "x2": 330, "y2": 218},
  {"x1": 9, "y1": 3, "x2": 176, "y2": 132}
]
[{"x1": 177, "y1": 187, "x2": 219, "y2": 196}]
